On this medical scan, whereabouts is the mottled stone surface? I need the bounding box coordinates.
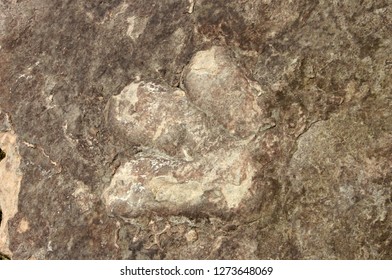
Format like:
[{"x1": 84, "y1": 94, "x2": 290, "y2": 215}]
[{"x1": 0, "y1": 0, "x2": 391, "y2": 259}]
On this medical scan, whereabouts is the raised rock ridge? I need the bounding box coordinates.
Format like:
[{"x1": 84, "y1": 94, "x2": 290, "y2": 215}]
[{"x1": 103, "y1": 48, "x2": 265, "y2": 219}]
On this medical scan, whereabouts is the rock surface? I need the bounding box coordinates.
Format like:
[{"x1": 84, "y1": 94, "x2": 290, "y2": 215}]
[{"x1": 0, "y1": 0, "x2": 391, "y2": 259}]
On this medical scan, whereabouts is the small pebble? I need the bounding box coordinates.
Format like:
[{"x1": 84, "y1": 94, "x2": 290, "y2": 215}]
[{"x1": 185, "y1": 229, "x2": 198, "y2": 243}]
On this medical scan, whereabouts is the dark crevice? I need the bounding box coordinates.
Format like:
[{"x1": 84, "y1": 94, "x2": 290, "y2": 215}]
[
  {"x1": 0, "y1": 148, "x2": 5, "y2": 162},
  {"x1": 0, "y1": 252, "x2": 11, "y2": 260},
  {"x1": 0, "y1": 208, "x2": 9, "y2": 260}
]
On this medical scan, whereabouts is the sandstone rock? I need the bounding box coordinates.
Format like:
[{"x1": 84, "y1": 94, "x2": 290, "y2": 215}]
[{"x1": 1, "y1": 0, "x2": 391, "y2": 260}]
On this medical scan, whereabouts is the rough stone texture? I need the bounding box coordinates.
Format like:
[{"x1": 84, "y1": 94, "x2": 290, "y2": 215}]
[{"x1": 0, "y1": 0, "x2": 391, "y2": 259}]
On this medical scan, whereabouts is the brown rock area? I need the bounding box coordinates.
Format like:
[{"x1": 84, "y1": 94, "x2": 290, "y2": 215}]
[{"x1": 0, "y1": 0, "x2": 391, "y2": 259}]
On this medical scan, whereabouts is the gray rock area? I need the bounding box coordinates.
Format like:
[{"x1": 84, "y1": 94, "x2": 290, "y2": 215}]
[{"x1": 0, "y1": 0, "x2": 391, "y2": 259}]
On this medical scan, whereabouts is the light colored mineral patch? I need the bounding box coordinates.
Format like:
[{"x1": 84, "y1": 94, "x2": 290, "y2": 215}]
[
  {"x1": 126, "y1": 16, "x2": 148, "y2": 41},
  {"x1": 72, "y1": 181, "x2": 96, "y2": 214},
  {"x1": 17, "y1": 218, "x2": 29, "y2": 234},
  {"x1": 185, "y1": 229, "x2": 198, "y2": 242}
]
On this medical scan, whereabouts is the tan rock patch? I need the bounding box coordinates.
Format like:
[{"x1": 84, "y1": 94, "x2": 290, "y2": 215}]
[
  {"x1": 0, "y1": 129, "x2": 22, "y2": 257},
  {"x1": 17, "y1": 218, "x2": 29, "y2": 234}
]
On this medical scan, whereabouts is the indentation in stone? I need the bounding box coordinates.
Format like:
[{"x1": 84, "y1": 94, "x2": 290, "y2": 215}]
[{"x1": 0, "y1": 148, "x2": 5, "y2": 161}]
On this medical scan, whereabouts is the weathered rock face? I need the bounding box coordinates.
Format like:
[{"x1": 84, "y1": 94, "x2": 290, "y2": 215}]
[{"x1": 0, "y1": 0, "x2": 391, "y2": 259}]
